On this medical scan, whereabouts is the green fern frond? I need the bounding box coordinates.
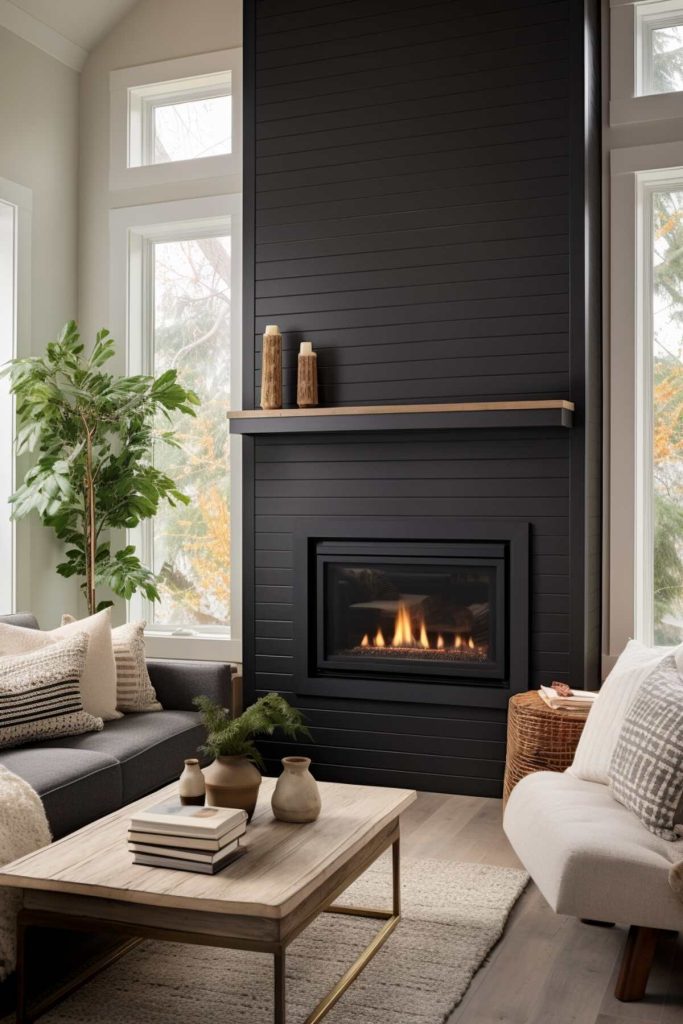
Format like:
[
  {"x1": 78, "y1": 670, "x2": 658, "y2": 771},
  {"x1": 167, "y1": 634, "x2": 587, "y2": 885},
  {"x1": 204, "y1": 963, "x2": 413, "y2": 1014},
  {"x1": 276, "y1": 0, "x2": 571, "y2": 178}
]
[{"x1": 194, "y1": 692, "x2": 311, "y2": 768}]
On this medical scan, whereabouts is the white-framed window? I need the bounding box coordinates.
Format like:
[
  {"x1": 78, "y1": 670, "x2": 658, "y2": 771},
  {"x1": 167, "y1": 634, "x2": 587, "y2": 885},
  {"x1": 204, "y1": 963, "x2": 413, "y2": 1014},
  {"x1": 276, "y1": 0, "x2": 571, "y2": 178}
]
[
  {"x1": 0, "y1": 177, "x2": 31, "y2": 616},
  {"x1": 110, "y1": 195, "x2": 242, "y2": 662},
  {"x1": 637, "y1": 0, "x2": 683, "y2": 94},
  {"x1": 110, "y1": 49, "x2": 242, "y2": 192},
  {"x1": 609, "y1": 143, "x2": 683, "y2": 654},
  {"x1": 610, "y1": 1, "x2": 683, "y2": 124}
]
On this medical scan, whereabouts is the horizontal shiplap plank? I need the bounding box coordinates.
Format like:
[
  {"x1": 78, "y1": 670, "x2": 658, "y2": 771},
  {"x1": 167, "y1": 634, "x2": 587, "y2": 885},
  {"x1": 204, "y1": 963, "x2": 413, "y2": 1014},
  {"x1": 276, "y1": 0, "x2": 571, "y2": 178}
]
[
  {"x1": 257, "y1": 81, "x2": 568, "y2": 144},
  {"x1": 256, "y1": 16, "x2": 568, "y2": 87},
  {"x1": 257, "y1": 212, "x2": 568, "y2": 263},
  {"x1": 256, "y1": 0, "x2": 556, "y2": 37}
]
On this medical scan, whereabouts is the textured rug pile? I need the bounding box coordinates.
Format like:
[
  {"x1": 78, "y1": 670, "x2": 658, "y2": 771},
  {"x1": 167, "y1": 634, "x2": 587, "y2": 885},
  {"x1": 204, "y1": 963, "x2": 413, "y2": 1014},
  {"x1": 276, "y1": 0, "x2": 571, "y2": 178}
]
[{"x1": 18, "y1": 855, "x2": 528, "y2": 1024}]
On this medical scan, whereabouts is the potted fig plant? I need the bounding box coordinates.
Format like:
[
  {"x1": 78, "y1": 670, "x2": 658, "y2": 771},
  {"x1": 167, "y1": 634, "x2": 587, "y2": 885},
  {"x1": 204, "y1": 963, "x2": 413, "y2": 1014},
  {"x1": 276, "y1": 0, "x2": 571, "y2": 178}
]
[{"x1": 194, "y1": 693, "x2": 311, "y2": 820}]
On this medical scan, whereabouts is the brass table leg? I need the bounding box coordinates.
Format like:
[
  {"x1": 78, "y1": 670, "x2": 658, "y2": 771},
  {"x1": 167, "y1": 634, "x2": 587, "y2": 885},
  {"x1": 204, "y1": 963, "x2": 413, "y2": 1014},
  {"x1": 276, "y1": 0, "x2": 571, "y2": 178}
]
[{"x1": 299, "y1": 836, "x2": 401, "y2": 1024}]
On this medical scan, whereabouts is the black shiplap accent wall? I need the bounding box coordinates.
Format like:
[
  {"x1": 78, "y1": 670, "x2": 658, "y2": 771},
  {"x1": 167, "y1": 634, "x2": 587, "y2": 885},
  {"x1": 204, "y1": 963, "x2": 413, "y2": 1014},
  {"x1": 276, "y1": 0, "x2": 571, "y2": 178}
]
[{"x1": 242, "y1": 0, "x2": 601, "y2": 797}]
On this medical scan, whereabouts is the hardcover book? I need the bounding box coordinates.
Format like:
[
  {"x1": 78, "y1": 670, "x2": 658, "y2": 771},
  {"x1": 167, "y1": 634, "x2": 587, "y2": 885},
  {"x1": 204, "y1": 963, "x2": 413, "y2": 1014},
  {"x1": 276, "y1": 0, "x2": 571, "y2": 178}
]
[{"x1": 130, "y1": 800, "x2": 247, "y2": 840}]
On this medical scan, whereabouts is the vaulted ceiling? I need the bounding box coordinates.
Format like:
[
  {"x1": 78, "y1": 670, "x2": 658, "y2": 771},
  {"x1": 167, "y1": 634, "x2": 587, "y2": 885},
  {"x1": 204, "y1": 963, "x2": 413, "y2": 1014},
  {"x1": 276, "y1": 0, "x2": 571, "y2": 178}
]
[{"x1": 2, "y1": 0, "x2": 140, "y2": 66}]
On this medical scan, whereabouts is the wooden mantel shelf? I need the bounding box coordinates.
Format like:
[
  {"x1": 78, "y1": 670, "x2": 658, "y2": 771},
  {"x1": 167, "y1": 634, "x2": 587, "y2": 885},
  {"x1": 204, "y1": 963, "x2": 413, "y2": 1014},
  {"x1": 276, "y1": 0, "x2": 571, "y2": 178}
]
[{"x1": 227, "y1": 400, "x2": 574, "y2": 435}]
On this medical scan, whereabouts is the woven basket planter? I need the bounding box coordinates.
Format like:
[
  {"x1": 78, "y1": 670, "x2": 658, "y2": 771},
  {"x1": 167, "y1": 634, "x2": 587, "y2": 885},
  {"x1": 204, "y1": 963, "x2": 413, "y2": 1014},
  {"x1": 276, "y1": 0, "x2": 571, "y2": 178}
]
[{"x1": 503, "y1": 691, "x2": 590, "y2": 806}]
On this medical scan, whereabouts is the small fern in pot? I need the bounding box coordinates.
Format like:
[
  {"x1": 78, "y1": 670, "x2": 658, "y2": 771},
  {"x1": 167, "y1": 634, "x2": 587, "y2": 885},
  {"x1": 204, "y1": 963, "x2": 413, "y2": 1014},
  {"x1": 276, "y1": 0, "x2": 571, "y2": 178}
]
[{"x1": 195, "y1": 693, "x2": 311, "y2": 820}]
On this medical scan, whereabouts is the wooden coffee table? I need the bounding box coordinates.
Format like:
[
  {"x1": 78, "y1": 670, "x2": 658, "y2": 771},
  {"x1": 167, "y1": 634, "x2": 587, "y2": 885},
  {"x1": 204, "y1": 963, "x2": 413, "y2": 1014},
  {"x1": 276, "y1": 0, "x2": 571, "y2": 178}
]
[{"x1": 0, "y1": 777, "x2": 416, "y2": 1024}]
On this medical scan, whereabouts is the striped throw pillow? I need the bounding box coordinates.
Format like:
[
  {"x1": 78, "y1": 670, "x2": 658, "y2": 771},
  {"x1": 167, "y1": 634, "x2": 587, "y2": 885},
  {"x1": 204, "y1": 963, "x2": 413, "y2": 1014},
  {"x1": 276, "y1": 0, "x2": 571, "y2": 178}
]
[
  {"x1": 112, "y1": 621, "x2": 161, "y2": 713},
  {"x1": 62, "y1": 617, "x2": 161, "y2": 714},
  {"x1": 0, "y1": 634, "x2": 103, "y2": 749}
]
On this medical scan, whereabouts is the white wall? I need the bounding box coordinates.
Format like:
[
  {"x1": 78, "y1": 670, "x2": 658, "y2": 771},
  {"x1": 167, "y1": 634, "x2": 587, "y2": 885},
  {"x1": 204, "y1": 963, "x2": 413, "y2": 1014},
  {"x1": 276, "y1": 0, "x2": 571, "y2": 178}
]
[
  {"x1": 78, "y1": 0, "x2": 242, "y2": 348},
  {"x1": 0, "y1": 26, "x2": 81, "y2": 626}
]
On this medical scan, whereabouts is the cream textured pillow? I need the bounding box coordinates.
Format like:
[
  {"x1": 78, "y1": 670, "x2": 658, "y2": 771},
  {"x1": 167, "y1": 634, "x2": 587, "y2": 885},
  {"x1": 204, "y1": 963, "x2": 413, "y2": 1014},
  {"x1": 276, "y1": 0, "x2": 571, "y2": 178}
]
[
  {"x1": 569, "y1": 639, "x2": 683, "y2": 784},
  {"x1": 0, "y1": 609, "x2": 119, "y2": 721},
  {"x1": 62, "y1": 616, "x2": 161, "y2": 713},
  {"x1": 0, "y1": 634, "x2": 103, "y2": 749}
]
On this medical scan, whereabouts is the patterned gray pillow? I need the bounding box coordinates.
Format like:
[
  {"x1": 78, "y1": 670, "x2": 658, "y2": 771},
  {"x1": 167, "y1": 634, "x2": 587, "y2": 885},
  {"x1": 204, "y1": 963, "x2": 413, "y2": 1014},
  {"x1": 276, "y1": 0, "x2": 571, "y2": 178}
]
[
  {"x1": 0, "y1": 633, "x2": 103, "y2": 750},
  {"x1": 609, "y1": 653, "x2": 683, "y2": 841}
]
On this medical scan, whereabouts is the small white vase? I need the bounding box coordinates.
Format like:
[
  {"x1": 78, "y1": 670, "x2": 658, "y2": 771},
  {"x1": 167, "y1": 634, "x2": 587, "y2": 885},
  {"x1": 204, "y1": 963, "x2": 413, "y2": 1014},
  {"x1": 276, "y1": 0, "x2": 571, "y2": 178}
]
[
  {"x1": 271, "y1": 756, "x2": 321, "y2": 823},
  {"x1": 178, "y1": 758, "x2": 205, "y2": 806}
]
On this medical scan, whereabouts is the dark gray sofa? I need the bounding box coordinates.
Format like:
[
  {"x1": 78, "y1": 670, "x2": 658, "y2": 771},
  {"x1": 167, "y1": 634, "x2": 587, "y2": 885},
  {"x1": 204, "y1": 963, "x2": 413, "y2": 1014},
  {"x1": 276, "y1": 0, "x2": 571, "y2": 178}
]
[{"x1": 0, "y1": 613, "x2": 239, "y2": 839}]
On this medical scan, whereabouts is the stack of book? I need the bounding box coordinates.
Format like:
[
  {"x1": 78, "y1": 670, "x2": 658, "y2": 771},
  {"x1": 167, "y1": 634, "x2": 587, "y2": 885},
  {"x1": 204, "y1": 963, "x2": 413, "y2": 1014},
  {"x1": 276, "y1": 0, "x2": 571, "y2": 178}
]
[
  {"x1": 538, "y1": 684, "x2": 598, "y2": 712},
  {"x1": 128, "y1": 800, "x2": 248, "y2": 874}
]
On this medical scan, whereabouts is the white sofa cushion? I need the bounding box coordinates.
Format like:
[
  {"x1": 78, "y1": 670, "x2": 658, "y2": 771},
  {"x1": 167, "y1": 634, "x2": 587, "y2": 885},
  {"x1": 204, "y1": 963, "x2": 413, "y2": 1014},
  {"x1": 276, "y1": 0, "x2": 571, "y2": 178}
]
[
  {"x1": 568, "y1": 640, "x2": 682, "y2": 784},
  {"x1": 503, "y1": 771, "x2": 683, "y2": 931}
]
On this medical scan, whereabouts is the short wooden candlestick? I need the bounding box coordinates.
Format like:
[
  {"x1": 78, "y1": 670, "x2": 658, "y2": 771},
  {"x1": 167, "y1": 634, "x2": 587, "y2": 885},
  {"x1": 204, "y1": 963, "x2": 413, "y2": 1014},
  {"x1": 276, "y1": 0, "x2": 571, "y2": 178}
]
[
  {"x1": 261, "y1": 328, "x2": 282, "y2": 410},
  {"x1": 297, "y1": 350, "x2": 318, "y2": 408}
]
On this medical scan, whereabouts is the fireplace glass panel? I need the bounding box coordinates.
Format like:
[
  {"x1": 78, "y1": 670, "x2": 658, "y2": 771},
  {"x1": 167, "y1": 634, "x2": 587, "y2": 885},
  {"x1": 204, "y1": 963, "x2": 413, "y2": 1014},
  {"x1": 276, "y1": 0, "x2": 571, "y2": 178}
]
[{"x1": 317, "y1": 544, "x2": 506, "y2": 681}]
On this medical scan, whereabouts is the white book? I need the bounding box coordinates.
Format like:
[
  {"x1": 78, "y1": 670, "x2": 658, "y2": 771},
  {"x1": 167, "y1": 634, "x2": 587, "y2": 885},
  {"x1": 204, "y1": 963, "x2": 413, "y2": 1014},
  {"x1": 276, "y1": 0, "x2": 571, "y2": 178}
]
[
  {"x1": 130, "y1": 800, "x2": 247, "y2": 840},
  {"x1": 539, "y1": 685, "x2": 597, "y2": 709}
]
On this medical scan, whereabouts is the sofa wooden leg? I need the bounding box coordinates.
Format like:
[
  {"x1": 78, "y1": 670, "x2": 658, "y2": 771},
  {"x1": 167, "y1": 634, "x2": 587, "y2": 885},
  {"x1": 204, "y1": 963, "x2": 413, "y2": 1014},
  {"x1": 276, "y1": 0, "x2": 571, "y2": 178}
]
[{"x1": 615, "y1": 925, "x2": 659, "y2": 1002}]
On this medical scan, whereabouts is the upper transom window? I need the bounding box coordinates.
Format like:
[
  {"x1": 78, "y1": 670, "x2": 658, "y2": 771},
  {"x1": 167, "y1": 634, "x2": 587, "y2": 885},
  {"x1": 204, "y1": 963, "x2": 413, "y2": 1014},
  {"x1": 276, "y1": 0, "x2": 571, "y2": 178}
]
[
  {"x1": 637, "y1": 1, "x2": 683, "y2": 95},
  {"x1": 128, "y1": 71, "x2": 232, "y2": 168}
]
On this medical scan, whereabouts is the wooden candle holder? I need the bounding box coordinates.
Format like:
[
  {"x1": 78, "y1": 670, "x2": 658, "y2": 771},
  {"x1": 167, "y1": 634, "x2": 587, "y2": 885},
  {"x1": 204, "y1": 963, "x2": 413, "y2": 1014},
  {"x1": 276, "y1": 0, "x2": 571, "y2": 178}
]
[
  {"x1": 261, "y1": 325, "x2": 282, "y2": 410},
  {"x1": 297, "y1": 341, "x2": 318, "y2": 408}
]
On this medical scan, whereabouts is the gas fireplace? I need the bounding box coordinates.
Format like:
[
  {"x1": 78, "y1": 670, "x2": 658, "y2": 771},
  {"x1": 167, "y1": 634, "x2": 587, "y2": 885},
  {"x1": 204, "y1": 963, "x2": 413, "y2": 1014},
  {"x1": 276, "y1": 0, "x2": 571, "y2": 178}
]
[
  {"x1": 294, "y1": 519, "x2": 529, "y2": 707},
  {"x1": 318, "y1": 541, "x2": 505, "y2": 681}
]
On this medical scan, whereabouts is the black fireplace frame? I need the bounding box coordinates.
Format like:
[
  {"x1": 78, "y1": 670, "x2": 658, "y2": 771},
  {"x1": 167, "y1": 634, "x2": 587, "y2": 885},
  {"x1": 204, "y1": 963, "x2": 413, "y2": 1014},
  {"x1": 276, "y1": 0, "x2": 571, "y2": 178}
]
[{"x1": 293, "y1": 517, "x2": 529, "y2": 709}]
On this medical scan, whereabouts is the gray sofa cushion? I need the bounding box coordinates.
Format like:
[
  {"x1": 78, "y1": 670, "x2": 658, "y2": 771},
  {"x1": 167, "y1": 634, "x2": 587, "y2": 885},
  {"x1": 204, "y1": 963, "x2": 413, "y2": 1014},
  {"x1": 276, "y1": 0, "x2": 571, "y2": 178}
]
[
  {"x1": 0, "y1": 746, "x2": 121, "y2": 839},
  {"x1": 40, "y1": 710, "x2": 205, "y2": 803},
  {"x1": 147, "y1": 659, "x2": 236, "y2": 712},
  {"x1": 0, "y1": 613, "x2": 39, "y2": 630}
]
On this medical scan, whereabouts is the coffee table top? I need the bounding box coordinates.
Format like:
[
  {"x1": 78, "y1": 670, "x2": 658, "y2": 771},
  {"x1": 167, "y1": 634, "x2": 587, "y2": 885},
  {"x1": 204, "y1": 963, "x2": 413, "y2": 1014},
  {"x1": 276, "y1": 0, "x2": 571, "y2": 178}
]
[{"x1": 0, "y1": 777, "x2": 415, "y2": 920}]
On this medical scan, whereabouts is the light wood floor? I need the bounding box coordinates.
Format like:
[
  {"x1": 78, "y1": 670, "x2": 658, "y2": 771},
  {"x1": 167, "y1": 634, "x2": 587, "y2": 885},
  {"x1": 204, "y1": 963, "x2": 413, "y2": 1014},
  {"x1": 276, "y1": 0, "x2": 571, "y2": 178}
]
[{"x1": 401, "y1": 792, "x2": 683, "y2": 1024}]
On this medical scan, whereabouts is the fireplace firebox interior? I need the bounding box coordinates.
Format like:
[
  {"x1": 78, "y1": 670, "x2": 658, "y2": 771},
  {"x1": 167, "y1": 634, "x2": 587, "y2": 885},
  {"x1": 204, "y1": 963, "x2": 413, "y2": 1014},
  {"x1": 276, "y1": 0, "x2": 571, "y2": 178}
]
[{"x1": 317, "y1": 541, "x2": 507, "y2": 682}]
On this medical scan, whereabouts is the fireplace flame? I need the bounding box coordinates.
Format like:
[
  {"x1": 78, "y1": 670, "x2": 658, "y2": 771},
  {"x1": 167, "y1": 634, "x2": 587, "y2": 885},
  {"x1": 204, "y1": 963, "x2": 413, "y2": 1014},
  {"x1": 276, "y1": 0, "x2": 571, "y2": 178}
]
[
  {"x1": 357, "y1": 608, "x2": 485, "y2": 657},
  {"x1": 392, "y1": 602, "x2": 415, "y2": 647}
]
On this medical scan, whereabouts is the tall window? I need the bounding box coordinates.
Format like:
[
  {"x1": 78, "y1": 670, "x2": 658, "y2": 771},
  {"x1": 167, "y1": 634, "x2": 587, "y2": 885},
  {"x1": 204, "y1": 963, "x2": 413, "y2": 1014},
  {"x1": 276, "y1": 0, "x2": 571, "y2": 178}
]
[
  {"x1": 0, "y1": 199, "x2": 16, "y2": 613},
  {"x1": 150, "y1": 230, "x2": 233, "y2": 630},
  {"x1": 111, "y1": 50, "x2": 242, "y2": 658},
  {"x1": 0, "y1": 177, "x2": 30, "y2": 616},
  {"x1": 648, "y1": 187, "x2": 683, "y2": 642}
]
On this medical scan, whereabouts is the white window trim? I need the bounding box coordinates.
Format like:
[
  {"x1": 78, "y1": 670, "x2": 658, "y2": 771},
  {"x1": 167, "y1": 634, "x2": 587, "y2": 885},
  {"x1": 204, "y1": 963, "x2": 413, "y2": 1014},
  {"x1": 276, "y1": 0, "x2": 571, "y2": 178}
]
[
  {"x1": 0, "y1": 176, "x2": 31, "y2": 616},
  {"x1": 610, "y1": 0, "x2": 683, "y2": 125},
  {"x1": 608, "y1": 140, "x2": 683, "y2": 657},
  {"x1": 110, "y1": 194, "x2": 242, "y2": 663},
  {"x1": 110, "y1": 49, "x2": 242, "y2": 193}
]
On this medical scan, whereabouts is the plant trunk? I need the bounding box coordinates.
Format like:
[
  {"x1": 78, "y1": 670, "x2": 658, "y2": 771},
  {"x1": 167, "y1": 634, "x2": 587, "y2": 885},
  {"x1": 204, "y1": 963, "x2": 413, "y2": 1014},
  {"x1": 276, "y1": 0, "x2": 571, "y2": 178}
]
[{"x1": 84, "y1": 428, "x2": 97, "y2": 615}]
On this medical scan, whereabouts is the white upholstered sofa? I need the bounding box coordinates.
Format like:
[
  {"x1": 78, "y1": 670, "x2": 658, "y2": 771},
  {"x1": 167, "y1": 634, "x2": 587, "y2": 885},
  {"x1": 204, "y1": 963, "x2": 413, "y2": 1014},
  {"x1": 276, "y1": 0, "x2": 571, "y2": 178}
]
[{"x1": 504, "y1": 769, "x2": 683, "y2": 1001}]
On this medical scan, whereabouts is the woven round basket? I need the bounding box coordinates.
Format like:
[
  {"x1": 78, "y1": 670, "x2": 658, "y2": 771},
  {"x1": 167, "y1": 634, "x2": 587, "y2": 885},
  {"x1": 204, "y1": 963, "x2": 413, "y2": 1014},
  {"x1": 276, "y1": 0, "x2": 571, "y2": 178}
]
[{"x1": 502, "y1": 691, "x2": 590, "y2": 806}]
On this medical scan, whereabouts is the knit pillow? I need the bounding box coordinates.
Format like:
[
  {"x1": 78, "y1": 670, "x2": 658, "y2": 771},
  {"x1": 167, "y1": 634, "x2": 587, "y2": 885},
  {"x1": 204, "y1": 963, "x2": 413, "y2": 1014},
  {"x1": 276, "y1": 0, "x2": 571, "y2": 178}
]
[
  {"x1": 609, "y1": 653, "x2": 683, "y2": 841},
  {"x1": 0, "y1": 609, "x2": 119, "y2": 721},
  {"x1": 0, "y1": 634, "x2": 103, "y2": 750},
  {"x1": 62, "y1": 617, "x2": 161, "y2": 713}
]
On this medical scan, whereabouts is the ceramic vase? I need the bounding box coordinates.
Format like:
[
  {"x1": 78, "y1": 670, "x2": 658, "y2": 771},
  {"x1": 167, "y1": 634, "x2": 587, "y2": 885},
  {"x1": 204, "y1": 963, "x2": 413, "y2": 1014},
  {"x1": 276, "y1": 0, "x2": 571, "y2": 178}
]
[
  {"x1": 178, "y1": 758, "x2": 206, "y2": 805},
  {"x1": 204, "y1": 756, "x2": 262, "y2": 821},
  {"x1": 271, "y1": 756, "x2": 321, "y2": 823}
]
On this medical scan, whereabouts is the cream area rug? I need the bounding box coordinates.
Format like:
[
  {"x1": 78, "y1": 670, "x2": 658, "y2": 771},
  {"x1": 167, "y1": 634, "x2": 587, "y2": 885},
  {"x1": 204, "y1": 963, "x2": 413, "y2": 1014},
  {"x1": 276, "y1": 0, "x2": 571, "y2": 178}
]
[
  {"x1": 19, "y1": 855, "x2": 528, "y2": 1024},
  {"x1": 0, "y1": 766, "x2": 51, "y2": 981}
]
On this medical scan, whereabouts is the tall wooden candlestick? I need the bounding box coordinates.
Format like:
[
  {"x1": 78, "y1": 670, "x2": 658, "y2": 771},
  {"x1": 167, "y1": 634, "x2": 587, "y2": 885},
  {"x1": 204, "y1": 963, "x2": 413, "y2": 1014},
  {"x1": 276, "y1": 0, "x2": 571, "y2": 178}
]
[
  {"x1": 297, "y1": 340, "x2": 318, "y2": 408},
  {"x1": 261, "y1": 324, "x2": 282, "y2": 410}
]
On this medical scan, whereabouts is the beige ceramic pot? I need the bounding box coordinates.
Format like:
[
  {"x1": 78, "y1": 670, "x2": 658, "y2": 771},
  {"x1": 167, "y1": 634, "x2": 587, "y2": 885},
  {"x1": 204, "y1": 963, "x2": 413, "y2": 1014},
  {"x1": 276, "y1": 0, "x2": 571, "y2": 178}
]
[
  {"x1": 271, "y1": 756, "x2": 321, "y2": 823},
  {"x1": 204, "y1": 756, "x2": 262, "y2": 821}
]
